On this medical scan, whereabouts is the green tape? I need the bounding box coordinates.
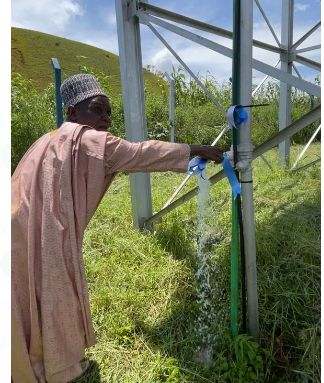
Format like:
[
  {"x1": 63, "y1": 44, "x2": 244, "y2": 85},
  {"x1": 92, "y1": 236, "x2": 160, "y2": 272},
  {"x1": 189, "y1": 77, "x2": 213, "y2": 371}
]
[{"x1": 231, "y1": 195, "x2": 240, "y2": 337}]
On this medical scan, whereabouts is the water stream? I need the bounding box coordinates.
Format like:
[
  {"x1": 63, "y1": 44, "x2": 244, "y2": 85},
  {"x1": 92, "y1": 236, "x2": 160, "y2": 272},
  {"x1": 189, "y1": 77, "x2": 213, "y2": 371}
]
[{"x1": 193, "y1": 170, "x2": 217, "y2": 368}]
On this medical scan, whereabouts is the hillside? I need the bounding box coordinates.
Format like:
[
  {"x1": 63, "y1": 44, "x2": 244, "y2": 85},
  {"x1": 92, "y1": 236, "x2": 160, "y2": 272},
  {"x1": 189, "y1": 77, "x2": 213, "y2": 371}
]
[{"x1": 11, "y1": 27, "x2": 163, "y2": 95}]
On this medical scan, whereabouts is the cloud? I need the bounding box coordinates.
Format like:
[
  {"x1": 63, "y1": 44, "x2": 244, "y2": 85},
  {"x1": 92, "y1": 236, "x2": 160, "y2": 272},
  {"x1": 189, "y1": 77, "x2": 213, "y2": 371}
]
[
  {"x1": 103, "y1": 11, "x2": 117, "y2": 27},
  {"x1": 147, "y1": 38, "x2": 233, "y2": 82},
  {"x1": 12, "y1": 0, "x2": 84, "y2": 34},
  {"x1": 150, "y1": 48, "x2": 173, "y2": 73},
  {"x1": 295, "y1": 3, "x2": 311, "y2": 12}
]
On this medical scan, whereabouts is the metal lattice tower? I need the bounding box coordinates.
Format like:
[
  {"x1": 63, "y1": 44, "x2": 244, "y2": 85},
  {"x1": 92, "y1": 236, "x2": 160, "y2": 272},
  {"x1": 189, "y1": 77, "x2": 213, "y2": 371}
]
[{"x1": 115, "y1": 0, "x2": 321, "y2": 338}]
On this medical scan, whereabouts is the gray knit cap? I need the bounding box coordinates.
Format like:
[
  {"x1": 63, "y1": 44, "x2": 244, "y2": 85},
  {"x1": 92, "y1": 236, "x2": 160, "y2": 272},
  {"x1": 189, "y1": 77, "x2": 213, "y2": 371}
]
[{"x1": 60, "y1": 74, "x2": 108, "y2": 108}]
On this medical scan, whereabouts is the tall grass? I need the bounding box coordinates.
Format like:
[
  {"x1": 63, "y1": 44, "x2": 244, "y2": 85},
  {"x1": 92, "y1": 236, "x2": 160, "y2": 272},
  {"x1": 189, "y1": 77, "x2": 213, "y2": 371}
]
[{"x1": 73, "y1": 145, "x2": 320, "y2": 382}]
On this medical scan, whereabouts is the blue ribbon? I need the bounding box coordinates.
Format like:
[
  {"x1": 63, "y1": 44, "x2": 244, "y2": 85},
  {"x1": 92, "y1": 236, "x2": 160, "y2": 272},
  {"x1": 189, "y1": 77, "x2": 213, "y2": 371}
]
[
  {"x1": 223, "y1": 104, "x2": 248, "y2": 197},
  {"x1": 188, "y1": 156, "x2": 208, "y2": 177},
  {"x1": 222, "y1": 154, "x2": 241, "y2": 199},
  {"x1": 226, "y1": 104, "x2": 248, "y2": 127}
]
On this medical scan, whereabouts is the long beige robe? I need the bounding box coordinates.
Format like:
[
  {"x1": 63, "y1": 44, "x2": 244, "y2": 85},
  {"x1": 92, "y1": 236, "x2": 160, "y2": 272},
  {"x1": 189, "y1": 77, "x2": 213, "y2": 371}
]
[{"x1": 12, "y1": 122, "x2": 190, "y2": 383}]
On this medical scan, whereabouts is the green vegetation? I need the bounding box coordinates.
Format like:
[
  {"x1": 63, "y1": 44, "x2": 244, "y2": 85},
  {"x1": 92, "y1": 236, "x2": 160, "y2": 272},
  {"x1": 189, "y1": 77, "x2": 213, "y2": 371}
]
[
  {"x1": 11, "y1": 64, "x2": 320, "y2": 173},
  {"x1": 12, "y1": 40, "x2": 320, "y2": 381},
  {"x1": 72, "y1": 144, "x2": 319, "y2": 383}
]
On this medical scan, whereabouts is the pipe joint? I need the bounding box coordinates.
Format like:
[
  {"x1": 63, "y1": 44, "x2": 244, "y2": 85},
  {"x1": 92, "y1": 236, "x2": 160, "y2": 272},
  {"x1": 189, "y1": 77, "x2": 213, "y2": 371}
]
[{"x1": 236, "y1": 143, "x2": 254, "y2": 171}]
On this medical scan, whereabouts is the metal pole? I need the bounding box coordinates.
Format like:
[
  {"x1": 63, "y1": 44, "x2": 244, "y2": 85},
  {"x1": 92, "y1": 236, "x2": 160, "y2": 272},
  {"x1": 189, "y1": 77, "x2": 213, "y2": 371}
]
[
  {"x1": 254, "y1": 0, "x2": 280, "y2": 46},
  {"x1": 115, "y1": 0, "x2": 152, "y2": 229},
  {"x1": 230, "y1": 0, "x2": 241, "y2": 338},
  {"x1": 279, "y1": 0, "x2": 294, "y2": 166},
  {"x1": 164, "y1": 72, "x2": 175, "y2": 142},
  {"x1": 291, "y1": 158, "x2": 320, "y2": 172},
  {"x1": 291, "y1": 124, "x2": 321, "y2": 170},
  {"x1": 237, "y1": 0, "x2": 259, "y2": 339},
  {"x1": 295, "y1": 44, "x2": 321, "y2": 54},
  {"x1": 51, "y1": 58, "x2": 63, "y2": 127},
  {"x1": 169, "y1": 78, "x2": 175, "y2": 142},
  {"x1": 290, "y1": 21, "x2": 321, "y2": 50}
]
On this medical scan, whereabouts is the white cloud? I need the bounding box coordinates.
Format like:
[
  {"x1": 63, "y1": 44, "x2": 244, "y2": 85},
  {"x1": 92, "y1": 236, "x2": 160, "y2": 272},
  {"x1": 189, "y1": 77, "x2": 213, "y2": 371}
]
[
  {"x1": 12, "y1": 0, "x2": 84, "y2": 34},
  {"x1": 295, "y1": 3, "x2": 311, "y2": 12},
  {"x1": 104, "y1": 12, "x2": 116, "y2": 27},
  {"x1": 147, "y1": 40, "x2": 232, "y2": 82},
  {"x1": 150, "y1": 48, "x2": 173, "y2": 73}
]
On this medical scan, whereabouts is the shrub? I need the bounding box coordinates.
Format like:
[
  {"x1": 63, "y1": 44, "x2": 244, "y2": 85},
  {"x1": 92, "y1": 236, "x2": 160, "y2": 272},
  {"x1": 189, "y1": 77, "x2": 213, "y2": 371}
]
[
  {"x1": 11, "y1": 68, "x2": 319, "y2": 173},
  {"x1": 11, "y1": 73, "x2": 56, "y2": 173}
]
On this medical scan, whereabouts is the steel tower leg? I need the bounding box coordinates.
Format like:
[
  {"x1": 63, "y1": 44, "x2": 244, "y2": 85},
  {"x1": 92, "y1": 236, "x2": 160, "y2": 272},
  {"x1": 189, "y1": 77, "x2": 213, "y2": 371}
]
[
  {"x1": 115, "y1": 0, "x2": 152, "y2": 229},
  {"x1": 279, "y1": 0, "x2": 294, "y2": 166}
]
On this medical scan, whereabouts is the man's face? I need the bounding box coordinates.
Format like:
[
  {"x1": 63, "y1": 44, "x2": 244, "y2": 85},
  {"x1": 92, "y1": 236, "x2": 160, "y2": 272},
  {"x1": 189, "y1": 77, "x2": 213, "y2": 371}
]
[{"x1": 68, "y1": 95, "x2": 112, "y2": 131}]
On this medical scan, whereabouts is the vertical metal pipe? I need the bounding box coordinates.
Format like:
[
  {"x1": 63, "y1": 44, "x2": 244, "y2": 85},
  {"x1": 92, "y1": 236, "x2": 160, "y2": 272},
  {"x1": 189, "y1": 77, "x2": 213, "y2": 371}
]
[
  {"x1": 230, "y1": 194, "x2": 240, "y2": 337},
  {"x1": 169, "y1": 79, "x2": 175, "y2": 142},
  {"x1": 230, "y1": 0, "x2": 241, "y2": 338},
  {"x1": 115, "y1": 0, "x2": 152, "y2": 229},
  {"x1": 51, "y1": 58, "x2": 63, "y2": 127},
  {"x1": 237, "y1": 0, "x2": 259, "y2": 339},
  {"x1": 279, "y1": 0, "x2": 294, "y2": 166},
  {"x1": 164, "y1": 72, "x2": 175, "y2": 142}
]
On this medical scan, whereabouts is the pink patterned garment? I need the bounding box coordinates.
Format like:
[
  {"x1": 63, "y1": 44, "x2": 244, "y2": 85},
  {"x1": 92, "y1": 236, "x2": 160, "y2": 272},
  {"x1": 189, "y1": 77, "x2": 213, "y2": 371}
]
[{"x1": 11, "y1": 122, "x2": 190, "y2": 382}]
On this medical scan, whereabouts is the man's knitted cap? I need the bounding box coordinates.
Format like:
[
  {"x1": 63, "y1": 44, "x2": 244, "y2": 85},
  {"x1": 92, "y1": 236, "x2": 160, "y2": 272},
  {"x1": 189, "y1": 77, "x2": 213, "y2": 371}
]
[{"x1": 60, "y1": 74, "x2": 108, "y2": 108}]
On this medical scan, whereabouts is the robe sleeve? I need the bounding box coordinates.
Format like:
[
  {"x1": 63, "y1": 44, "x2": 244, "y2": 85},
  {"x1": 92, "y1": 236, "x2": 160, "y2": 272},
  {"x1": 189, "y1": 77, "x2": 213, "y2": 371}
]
[{"x1": 104, "y1": 133, "x2": 191, "y2": 174}]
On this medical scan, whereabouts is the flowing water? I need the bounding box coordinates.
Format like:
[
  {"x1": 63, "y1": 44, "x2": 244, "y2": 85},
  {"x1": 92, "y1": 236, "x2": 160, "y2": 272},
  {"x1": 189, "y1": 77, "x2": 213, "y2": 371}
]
[{"x1": 193, "y1": 170, "x2": 217, "y2": 368}]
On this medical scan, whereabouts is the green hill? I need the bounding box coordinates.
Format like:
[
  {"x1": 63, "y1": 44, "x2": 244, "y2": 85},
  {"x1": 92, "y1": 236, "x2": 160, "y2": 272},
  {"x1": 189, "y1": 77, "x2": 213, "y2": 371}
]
[{"x1": 11, "y1": 27, "x2": 163, "y2": 95}]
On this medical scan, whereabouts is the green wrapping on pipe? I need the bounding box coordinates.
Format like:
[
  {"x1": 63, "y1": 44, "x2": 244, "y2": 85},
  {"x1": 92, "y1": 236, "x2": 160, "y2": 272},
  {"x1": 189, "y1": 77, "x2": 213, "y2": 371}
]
[
  {"x1": 230, "y1": 0, "x2": 241, "y2": 338},
  {"x1": 231, "y1": 196, "x2": 239, "y2": 337}
]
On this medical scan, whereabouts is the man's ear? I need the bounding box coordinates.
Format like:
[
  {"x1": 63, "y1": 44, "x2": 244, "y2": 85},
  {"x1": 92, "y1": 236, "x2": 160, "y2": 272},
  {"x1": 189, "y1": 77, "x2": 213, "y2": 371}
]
[{"x1": 67, "y1": 106, "x2": 77, "y2": 122}]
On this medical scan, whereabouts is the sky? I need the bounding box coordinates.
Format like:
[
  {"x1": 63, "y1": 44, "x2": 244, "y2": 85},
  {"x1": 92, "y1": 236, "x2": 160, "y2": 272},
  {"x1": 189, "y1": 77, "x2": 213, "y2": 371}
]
[{"x1": 11, "y1": 0, "x2": 321, "y2": 85}]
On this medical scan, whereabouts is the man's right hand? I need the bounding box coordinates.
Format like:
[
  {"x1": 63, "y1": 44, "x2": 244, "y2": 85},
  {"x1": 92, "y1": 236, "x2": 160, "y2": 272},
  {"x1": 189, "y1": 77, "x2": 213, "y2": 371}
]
[{"x1": 189, "y1": 144, "x2": 224, "y2": 164}]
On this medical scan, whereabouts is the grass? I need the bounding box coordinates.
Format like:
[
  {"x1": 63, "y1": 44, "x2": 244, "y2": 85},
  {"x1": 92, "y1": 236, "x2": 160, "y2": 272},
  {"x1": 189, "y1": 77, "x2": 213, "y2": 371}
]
[
  {"x1": 11, "y1": 27, "x2": 164, "y2": 95},
  {"x1": 74, "y1": 143, "x2": 320, "y2": 382}
]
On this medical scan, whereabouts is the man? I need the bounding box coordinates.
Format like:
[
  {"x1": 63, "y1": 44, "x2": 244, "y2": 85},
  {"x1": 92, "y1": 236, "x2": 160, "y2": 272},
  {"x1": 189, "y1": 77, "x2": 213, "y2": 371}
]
[{"x1": 11, "y1": 74, "x2": 223, "y2": 382}]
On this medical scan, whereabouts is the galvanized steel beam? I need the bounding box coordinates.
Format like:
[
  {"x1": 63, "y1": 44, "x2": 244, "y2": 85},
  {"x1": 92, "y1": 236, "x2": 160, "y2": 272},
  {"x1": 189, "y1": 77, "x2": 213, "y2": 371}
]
[
  {"x1": 294, "y1": 45, "x2": 321, "y2": 54},
  {"x1": 279, "y1": 0, "x2": 294, "y2": 166},
  {"x1": 138, "y1": 12, "x2": 321, "y2": 96},
  {"x1": 164, "y1": 72, "x2": 175, "y2": 142},
  {"x1": 291, "y1": 124, "x2": 321, "y2": 170},
  {"x1": 115, "y1": 0, "x2": 152, "y2": 229},
  {"x1": 254, "y1": 0, "x2": 280, "y2": 46},
  {"x1": 145, "y1": 104, "x2": 321, "y2": 226},
  {"x1": 294, "y1": 55, "x2": 321, "y2": 71},
  {"x1": 236, "y1": 0, "x2": 259, "y2": 340},
  {"x1": 138, "y1": 1, "x2": 282, "y2": 54},
  {"x1": 291, "y1": 21, "x2": 321, "y2": 50}
]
